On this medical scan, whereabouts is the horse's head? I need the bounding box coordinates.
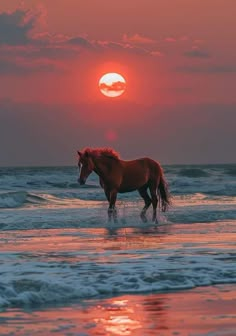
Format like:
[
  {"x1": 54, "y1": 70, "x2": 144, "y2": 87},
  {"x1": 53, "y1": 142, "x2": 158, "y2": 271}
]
[{"x1": 77, "y1": 150, "x2": 95, "y2": 185}]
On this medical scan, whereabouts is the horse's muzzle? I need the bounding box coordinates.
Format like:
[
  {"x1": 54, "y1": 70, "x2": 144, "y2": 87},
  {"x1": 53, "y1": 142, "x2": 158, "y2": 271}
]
[{"x1": 78, "y1": 178, "x2": 86, "y2": 185}]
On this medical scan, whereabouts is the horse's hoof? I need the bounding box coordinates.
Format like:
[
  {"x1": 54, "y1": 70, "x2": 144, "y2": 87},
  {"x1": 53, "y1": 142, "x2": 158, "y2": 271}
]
[
  {"x1": 140, "y1": 213, "x2": 148, "y2": 223},
  {"x1": 108, "y1": 208, "x2": 114, "y2": 213}
]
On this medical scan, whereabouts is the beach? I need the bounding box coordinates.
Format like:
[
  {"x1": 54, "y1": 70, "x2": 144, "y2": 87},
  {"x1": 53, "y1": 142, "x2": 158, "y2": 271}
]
[
  {"x1": 0, "y1": 284, "x2": 236, "y2": 335},
  {"x1": 0, "y1": 165, "x2": 236, "y2": 335}
]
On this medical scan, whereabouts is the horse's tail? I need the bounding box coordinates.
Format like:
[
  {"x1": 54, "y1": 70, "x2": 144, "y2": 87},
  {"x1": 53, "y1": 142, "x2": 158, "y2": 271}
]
[{"x1": 158, "y1": 167, "x2": 171, "y2": 212}]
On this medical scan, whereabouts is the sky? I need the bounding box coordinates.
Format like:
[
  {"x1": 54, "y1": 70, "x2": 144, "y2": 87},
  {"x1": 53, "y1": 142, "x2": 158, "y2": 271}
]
[{"x1": 0, "y1": 0, "x2": 235, "y2": 166}]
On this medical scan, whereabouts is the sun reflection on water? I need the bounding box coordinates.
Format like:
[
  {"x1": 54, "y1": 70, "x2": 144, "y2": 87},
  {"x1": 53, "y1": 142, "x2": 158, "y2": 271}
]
[{"x1": 94, "y1": 299, "x2": 141, "y2": 335}]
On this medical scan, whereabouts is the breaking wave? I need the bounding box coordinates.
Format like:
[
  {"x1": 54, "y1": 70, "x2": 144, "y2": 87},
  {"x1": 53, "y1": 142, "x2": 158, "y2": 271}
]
[
  {"x1": 0, "y1": 252, "x2": 236, "y2": 308},
  {"x1": 0, "y1": 190, "x2": 106, "y2": 209},
  {"x1": 0, "y1": 191, "x2": 47, "y2": 208}
]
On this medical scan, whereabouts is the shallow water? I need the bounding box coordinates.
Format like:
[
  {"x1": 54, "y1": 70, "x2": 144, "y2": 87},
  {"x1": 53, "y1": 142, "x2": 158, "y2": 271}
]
[
  {"x1": 0, "y1": 221, "x2": 236, "y2": 308},
  {"x1": 0, "y1": 165, "x2": 235, "y2": 334}
]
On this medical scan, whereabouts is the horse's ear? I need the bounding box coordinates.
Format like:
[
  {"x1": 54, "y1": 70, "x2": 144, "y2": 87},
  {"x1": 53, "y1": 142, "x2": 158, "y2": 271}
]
[{"x1": 77, "y1": 151, "x2": 82, "y2": 157}]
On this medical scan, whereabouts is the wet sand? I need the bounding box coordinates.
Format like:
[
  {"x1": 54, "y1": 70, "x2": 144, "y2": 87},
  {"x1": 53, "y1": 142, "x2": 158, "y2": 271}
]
[{"x1": 0, "y1": 285, "x2": 235, "y2": 336}]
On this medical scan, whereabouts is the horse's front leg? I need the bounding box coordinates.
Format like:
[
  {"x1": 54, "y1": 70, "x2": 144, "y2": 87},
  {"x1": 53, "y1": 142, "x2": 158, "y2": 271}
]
[
  {"x1": 107, "y1": 189, "x2": 118, "y2": 223},
  {"x1": 104, "y1": 189, "x2": 110, "y2": 202},
  {"x1": 108, "y1": 189, "x2": 117, "y2": 212}
]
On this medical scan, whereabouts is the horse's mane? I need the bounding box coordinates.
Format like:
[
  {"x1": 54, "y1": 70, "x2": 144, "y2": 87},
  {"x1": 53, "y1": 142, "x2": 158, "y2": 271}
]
[{"x1": 82, "y1": 147, "x2": 120, "y2": 160}]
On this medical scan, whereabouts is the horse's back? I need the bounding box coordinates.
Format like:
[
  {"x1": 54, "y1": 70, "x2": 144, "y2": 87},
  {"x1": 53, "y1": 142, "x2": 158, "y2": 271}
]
[
  {"x1": 117, "y1": 157, "x2": 161, "y2": 192},
  {"x1": 121, "y1": 157, "x2": 160, "y2": 171}
]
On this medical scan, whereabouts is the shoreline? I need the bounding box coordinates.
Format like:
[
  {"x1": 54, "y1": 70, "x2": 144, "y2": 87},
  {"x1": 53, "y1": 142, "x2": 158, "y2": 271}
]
[{"x1": 1, "y1": 284, "x2": 236, "y2": 335}]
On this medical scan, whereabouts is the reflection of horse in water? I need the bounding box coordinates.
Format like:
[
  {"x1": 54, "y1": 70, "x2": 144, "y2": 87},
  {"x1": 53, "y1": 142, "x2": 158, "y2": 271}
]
[{"x1": 77, "y1": 147, "x2": 171, "y2": 223}]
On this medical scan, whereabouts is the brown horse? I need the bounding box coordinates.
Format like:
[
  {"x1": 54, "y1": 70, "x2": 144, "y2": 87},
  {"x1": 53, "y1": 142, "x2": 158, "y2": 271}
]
[{"x1": 77, "y1": 147, "x2": 171, "y2": 223}]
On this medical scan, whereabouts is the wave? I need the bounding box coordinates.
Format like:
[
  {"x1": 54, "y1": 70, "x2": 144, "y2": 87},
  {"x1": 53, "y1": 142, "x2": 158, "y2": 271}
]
[
  {"x1": 0, "y1": 253, "x2": 236, "y2": 308},
  {"x1": 174, "y1": 192, "x2": 236, "y2": 203},
  {"x1": 205, "y1": 188, "x2": 236, "y2": 197},
  {"x1": 178, "y1": 168, "x2": 209, "y2": 178},
  {"x1": 0, "y1": 190, "x2": 107, "y2": 209},
  {"x1": 224, "y1": 167, "x2": 236, "y2": 176},
  {"x1": 25, "y1": 180, "x2": 99, "y2": 189},
  {"x1": 0, "y1": 191, "x2": 48, "y2": 209},
  {"x1": 46, "y1": 182, "x2": 99, "y2": 189}
]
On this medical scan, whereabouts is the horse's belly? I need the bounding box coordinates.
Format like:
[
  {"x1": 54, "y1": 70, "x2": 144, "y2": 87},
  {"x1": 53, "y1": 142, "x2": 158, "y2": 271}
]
[
  {"x1": 118, "y1": 186, "x2": 137, "y2": 193},
  {"x1": 118, "y1": 179, "x2": 147, "y2": 193}
]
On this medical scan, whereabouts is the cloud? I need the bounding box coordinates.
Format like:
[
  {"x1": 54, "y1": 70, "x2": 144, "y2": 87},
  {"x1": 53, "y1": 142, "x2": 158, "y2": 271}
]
[
  {"x1": 123, "y1": 34, "x2": 157, "y2": 45},
  {"x1": 0, "y1": 7, "x2": 212, "y2": 78},
  {"x1": 184, "y1": 47, "x2": 210, "y2": 58},
  {"x1": 99, "y1": 81, "x2": 126, "y2": 92},
  {"x1": 0, "y1": 9, "x2": 154, "y2": 54},
  {"x1": 0, "y1": 8, "x2": 162, "y2": 77},
  {"x1": 176, "y1": 64, "x2": 236, "y2": 74},
  {"x1": 98, "y1": 40, "x2": 149, "y2": 55},
  {"x1": 66, "y1": 36, "x2": 94, "y2": 49},
  {"x1": 0, "y1": 44, "x2": 81, "y2": 65},
  {"x1": 0, "y1": 8, "x2": 41, "y2": 45},
  {"x1": 0, "y1": 58, "x2": 61, "y2": 75}
]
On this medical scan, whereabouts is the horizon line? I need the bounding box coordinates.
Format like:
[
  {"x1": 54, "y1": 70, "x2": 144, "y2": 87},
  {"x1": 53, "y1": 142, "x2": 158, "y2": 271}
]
[{"x1": 0, "y1": 162, "x2": 235, "y2": 168}]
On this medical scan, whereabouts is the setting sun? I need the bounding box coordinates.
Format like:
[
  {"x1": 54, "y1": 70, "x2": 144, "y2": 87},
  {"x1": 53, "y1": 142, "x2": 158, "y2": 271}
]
[{"x1": 99, "y1": 73, "x2": 126, "y2": 98}]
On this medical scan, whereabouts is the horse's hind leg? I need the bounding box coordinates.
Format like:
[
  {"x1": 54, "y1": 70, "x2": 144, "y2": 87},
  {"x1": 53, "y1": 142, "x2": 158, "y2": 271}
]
[
  {"x1": 149, "y1": 184, "x2": 158, "y2": 223},
  {"x1": 138, "y1": 186, "x2": 152, "y2": 222},
  {"x1": 108, "y1": 208, "x2": 118, "y2": 223}
]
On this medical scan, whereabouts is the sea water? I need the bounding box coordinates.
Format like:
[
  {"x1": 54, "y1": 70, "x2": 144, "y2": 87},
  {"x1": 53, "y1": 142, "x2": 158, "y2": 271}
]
[{"x1": 0, "y1": 164, "x2": 236, "y2": 308}]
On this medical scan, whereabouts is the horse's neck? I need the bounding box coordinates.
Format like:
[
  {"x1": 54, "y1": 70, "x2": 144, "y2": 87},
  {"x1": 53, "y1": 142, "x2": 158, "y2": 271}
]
[{"x1": 92, "y1": 157, "x2": 113, "y2": 180}]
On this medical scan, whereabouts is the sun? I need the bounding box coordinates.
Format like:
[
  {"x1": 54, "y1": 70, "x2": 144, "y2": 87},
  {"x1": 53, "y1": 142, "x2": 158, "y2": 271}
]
[{"x1": 99, "y1": 73, "x2": 126, "y2": 98}]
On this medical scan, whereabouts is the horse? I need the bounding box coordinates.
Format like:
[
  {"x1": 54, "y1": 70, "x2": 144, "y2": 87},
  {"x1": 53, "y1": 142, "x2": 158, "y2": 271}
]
[{"x1": 77, "y1": 147, "x2": 171, "y2": 223}]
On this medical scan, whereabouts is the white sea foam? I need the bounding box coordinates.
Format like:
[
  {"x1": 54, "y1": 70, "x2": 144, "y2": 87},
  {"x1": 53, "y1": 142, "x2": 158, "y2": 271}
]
[{"x1": 0, "y1": 250, "x2": 235, "y2": 308}]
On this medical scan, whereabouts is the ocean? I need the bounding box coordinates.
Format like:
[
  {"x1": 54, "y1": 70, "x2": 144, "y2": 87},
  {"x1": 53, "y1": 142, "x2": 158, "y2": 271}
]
[{"x1": 0, "y1": 164, "x2": 236, "y2": 335}]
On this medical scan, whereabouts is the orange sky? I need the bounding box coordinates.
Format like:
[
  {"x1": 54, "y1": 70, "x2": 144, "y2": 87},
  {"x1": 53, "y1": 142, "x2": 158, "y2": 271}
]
[{"x1": 0, "y1": 0, "x2": 235, "y2": 165}]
